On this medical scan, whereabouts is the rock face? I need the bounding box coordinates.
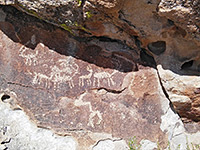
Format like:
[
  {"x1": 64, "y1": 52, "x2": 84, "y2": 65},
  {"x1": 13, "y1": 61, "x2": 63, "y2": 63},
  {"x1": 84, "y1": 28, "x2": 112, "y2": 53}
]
[
  {"x1": 159, "y1": 0, "x2": 200, "y2": 43},
  {"x1": 0, "y1": 0, "x2": 200, "y2": 149},
  {"x1": 0, "y1": 95, "x2": 77, "y2": 150}
]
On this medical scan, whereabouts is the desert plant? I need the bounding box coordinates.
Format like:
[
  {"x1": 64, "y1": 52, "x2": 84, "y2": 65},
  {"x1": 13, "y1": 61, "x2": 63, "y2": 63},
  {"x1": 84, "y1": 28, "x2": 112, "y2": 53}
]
[
  {"x1": 77, "y1": 0, "x2": 82, "y2": 6},
  {"x1": 128, "y1": 136, "x2": 141, "y2": 150},
  {"x1": 128, "y1": 136, "x2": 200, "y2": 150}
]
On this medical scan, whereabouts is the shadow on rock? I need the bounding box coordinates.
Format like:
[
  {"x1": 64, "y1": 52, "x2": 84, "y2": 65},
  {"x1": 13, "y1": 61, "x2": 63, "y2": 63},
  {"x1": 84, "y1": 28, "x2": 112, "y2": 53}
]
[{"x1": 0, "y1": 5, "x2": 140, "y2": 73}]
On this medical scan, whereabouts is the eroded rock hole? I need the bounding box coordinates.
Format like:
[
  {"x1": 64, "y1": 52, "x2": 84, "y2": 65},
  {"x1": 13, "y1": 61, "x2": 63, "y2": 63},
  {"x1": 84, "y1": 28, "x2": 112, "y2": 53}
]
[
  {"x1": 147, "y1": 41, "x2": 166, "y2": 55},
  {"x1": 146, "y1": 0, "x2": 153, "y2": 4},
  {"x1": 168, "y1": 19, "x2": 174, "y2": 26},
  {"x1": 1, "y1": 94, "x2": 10, "y2": 101},
  {"x1": 181, "y1": 60, "x2": 194, "y2": 70}
]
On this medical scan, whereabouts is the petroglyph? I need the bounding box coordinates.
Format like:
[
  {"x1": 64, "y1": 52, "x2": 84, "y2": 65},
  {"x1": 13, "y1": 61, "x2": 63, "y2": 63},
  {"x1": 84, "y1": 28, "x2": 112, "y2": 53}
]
[
  {"x1": 19, "y1": 45, "x2": 38, "y2": 66},
  {"x1": 93, "y1": 70, "x2": 117, "y2": 87},
  {"x1": 74, "y1": 92, "x2": 102, "y2": 128},
  {"x1": 79, "y1": 65, "x2": 93, "y2": 87},
  {"x1": 51, "y1": 58, "x2": 79, "y2": 88},
  {"x1": 31, "y1": 58, "x2": 79, "y2": 89},
  {"x1": 32, "y1": 72, "x2": 52, "y2": 88},
  {"x1": 19, "y1": 43, "x2": 121, "y2": 89}
]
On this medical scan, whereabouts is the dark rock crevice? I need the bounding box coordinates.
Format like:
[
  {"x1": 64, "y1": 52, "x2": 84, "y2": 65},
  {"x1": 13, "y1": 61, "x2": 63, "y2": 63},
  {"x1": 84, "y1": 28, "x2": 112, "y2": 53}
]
[
  {"x1": 130, "y1": 30, "x2": 181, "y2": 119},
  {"x1": 118, "y1": 10, "x2": 136, "y2": 28},
  {"x1": 156, "y1": 69, "x2": 180, "y2": 116},
  {"x1": 6, "y1": 81, "x2": 56, "y2": 100},
  {"x1": 96, "y1": 87, "x2": 126, "y2": 94},
  {"x1": 7, "y1": 81, "x2": 48, "y2": 92}
]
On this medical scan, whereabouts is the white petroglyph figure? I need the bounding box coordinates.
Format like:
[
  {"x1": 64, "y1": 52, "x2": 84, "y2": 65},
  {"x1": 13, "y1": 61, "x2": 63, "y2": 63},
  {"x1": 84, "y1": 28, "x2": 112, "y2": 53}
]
[
  {"x1": 19, "y1": 45, "x2": 38, "y2": 66},
  {"x1": 74, "y1": 92, "x2": 102, "y2": 128},
  {"x1": 31, "y1": 58, "x2": 79, "y2": 89},
  {"x1": 50, "y1": 59, "x2": 79, "y2": 88},
  {"x1": 79, "y1": 65, "x2": 93, "y2": 87},
  {"x1": 32, "y1": 72, "x2": 52, "y2": 88},
  {"x1": 93, "y1": 70, "x2": 118, "y2": 87}
]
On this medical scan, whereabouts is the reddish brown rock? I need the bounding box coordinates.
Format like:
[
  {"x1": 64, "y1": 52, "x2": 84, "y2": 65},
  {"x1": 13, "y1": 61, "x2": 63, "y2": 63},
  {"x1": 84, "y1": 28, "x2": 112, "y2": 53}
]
[
  {"x1": 0, "y1": 6, "x2": 173, "y2": 149},
  {"x1": 2, "y1": 0, "x2": 200, "y2": 148},
  {"x1": 159, "y1": 0, "x2": 200, "y2": 43},
  {"x1": 157, "y1": 65, "x2": 200, "y2": 129}
]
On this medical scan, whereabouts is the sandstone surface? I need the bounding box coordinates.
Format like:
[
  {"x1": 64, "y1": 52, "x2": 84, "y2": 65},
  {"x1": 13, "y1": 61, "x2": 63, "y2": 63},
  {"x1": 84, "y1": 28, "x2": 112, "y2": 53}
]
[{"x1": 0, "y1": 0, "x2": 200, "y2": 149}]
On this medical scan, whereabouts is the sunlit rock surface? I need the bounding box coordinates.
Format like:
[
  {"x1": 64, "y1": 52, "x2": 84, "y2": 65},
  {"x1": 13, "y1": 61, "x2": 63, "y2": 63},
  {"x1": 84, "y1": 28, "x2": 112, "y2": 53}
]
[{"x1": 0, "y1": 0, "x2": 200, "y2": 149}]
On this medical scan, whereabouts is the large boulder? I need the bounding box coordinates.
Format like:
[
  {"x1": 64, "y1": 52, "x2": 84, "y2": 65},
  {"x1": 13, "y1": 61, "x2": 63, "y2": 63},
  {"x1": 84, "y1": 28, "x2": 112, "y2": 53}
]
[{"x1": 0, "y1": 0, "x2": 200, "y2": 149}]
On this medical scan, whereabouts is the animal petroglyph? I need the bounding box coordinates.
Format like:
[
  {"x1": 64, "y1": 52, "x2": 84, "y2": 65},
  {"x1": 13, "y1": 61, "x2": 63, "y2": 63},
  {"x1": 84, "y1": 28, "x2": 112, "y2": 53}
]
[
  {"x1": 19, "y1": 45, "x2": 38, "y2": 66},
  {"x1": 79, "y1": 65, "x2": 93, "y2": 87},
  {"x1": 31, "y1": 58, "x2": 79, "y2": 89},
  {"x1": 74, "y1": 92, "x2": 102, "y2": 128},
  {"x1": 32, "y1": 72, "x2": 52, "y2": 88},
  {"x1": 93, "y1": 70, "x2": 118, "y2": 87},
  {"x1": 79, "y1": 65, "x2": 118, "y2": 87}
]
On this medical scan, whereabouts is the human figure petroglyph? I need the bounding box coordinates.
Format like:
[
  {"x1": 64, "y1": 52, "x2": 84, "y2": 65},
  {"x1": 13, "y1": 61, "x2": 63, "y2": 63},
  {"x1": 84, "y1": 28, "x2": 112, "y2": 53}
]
[
  {"x1": 79, "y1": 65, "x2": 93, "y2": 87},
  {"x1": 74, "y1": 92, "x2": 102, "y2": 128},
  {"x1": 19, "y1": 45, "x2": 38, "y2": 66},
  {"x1": 93, "y1": 70, "x2": 118, "y2": 87}
]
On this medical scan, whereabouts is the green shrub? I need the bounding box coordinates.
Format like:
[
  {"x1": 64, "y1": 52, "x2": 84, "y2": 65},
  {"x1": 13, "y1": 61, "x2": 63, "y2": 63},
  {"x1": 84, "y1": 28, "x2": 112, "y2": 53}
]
[{"x1": 128, "y1": 136, "x2": 141, "y2": 150}]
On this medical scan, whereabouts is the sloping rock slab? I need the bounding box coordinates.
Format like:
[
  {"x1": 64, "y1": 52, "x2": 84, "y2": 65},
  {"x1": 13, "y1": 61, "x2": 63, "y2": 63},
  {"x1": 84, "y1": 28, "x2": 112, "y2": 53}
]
[{"x1": 0, "y1": 6, "x2": 172, "y2": 149}]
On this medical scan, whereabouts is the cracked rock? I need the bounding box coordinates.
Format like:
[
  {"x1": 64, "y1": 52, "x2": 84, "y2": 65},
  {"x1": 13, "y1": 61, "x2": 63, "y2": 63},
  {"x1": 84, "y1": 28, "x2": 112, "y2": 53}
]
[
  {"x1": 0, "y1": 5, "x2": 168, "y2": 149},
  {"x1": 0, "y1": 0, "x2": 200, "y2": 149},
  {"x1": 0, "y1": 93, "x2": 77, "y2": 150},
  {"x1": 92, "y1": 139, "x2": 128, "y2": 150}
]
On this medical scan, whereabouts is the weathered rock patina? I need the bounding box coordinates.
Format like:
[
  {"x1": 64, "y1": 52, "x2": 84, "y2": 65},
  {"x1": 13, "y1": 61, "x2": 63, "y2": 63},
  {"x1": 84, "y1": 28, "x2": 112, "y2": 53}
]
[
  {"x1": 0, "y1": 6, "x2": 169, "y2": 149},
  {"x1": 0, "y1": 0, "x2": 200, "y2": 149}
]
